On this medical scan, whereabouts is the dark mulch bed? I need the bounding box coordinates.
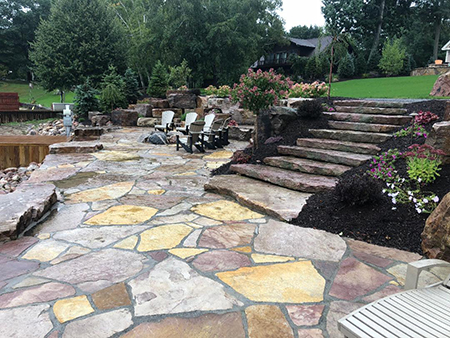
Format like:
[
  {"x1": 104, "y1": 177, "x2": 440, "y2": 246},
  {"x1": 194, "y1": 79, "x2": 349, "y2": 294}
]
[{"x1": 292, "y1": 99, "x2": 449, "y2": 254}]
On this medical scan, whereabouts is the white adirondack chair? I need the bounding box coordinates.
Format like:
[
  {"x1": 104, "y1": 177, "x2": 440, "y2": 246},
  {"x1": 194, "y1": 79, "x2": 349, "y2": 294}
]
[
  {"x1": 203, "y1": 113, "x2": 215, "y2": 133},
  {"x1": 176, "y1": 112, "x2": 197, "y2": 134},
  {"x1": 155, "y1": 110, "x2": 175, "y2": 133},
  {"x1": 338, "y1": 259, "x2": 450, "y2": 338}
]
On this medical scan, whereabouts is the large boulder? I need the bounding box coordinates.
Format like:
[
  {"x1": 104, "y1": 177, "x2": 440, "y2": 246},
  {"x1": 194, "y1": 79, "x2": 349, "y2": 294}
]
[
  {"x1": 168, "y1": 93, "x2": 197, "y2": 109},
  {"x1": 422, "y1": 192, "x2": 450, "y2": 260},
  {"x1": 137, "y1": 117, "x2": 158, "y2": 127},
  {"x1": 269, "y1": 106, "x2": 298, "y2": 136},
  {"x1": 134, "y1": 104, "x2": 153, "y2": 117},
  {"x1": 152, "y1": 108, "x2": 182, "y2": 118},
  {"x1": 425, "y1": 121, "x2": 450, "y2": 164},
  {"x1": 111, "y1": 109, "x2": 139, "y2": 126},
  {"x1": 430, "y1": 71, "x2": 450, "y2": 97},
  {"x1": 148, "y1": 98, "x2": 169, "y2": 108},
  {"x1": 139, "y1": 131, "x2": 167, "y2": 145},
  {"x1": 91, "y1": 114, "x2": 110, "y2": 127}
]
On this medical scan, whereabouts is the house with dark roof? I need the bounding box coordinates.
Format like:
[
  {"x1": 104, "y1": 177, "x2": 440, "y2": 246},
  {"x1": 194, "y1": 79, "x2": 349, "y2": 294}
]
[{"x1": 251, "y1": 36, "x2": 333, "y2": 73}]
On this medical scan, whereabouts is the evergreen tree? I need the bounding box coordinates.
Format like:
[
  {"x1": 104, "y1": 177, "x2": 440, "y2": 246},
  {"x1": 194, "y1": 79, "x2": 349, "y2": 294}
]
[
  {"x1": 379, "y1": 39, "x2": 406, "y2": 76},
  {"x1": 30, "y1": 0, "x2": 127, "y2": 101},
  {"x1": 124, "y1": 68, "x2": 139, "y2": 104},
  {"x1": 100, "y1": 66, "x2": 127, "y2": 112},
  {"x1": 168, "y1": 59, "x2": 192, "y2": 89},
  {"x1": 147, "y1": 61, "x2": 169, "y2": 98},
  {"x1": 354, "y1": 53, "x2": 368, "y2": 76},
  {"x1": 74, "y1": 78, "x2": 100, "y2": 120},
  {"x1": 337, "y1": 53, "x2": 355, "y2": 79}
]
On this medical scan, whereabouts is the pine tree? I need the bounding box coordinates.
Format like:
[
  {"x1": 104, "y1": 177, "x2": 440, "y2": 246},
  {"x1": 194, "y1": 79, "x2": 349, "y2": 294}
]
[
  {"x1": 74, "y1": 78, "x2": 100, "y2": 120},
  {"x1": 100, "y1": 66, "x2": 127, "y2": 112},
  {"x1": 124, "y1": 68, "x2": 139, "y2": 104},
  {"x1": 147, "y1": 61, "x2": 169, "y2": 98}
]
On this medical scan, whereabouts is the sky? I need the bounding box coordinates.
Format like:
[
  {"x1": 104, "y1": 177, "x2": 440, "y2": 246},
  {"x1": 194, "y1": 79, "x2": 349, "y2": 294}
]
[{"x1": 278, "y1": 0, "x2": 326, "y2": 31}]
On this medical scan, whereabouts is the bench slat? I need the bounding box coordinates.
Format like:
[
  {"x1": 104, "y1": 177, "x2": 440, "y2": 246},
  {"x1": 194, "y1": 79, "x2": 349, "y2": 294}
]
[
  {"x1": 353, "y1": 311, "x2": 403, "y2": 337},
  {"x1": 364, "y1": 306, "x2": 420, "y2": 337}
]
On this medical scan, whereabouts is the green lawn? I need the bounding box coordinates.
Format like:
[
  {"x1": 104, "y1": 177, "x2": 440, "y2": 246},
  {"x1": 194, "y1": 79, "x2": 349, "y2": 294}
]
[
  {"x1": 0, "y1": 81, "x2": 74, "y2": 108},
  {"x1": 330, "y1": 75, "x2": 447, "y2": 99}
]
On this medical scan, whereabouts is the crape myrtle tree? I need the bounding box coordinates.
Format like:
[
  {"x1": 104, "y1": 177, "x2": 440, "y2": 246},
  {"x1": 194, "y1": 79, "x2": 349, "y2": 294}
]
[{"x1": 30, "y1": 0, "x2": 127, "y2": 102}]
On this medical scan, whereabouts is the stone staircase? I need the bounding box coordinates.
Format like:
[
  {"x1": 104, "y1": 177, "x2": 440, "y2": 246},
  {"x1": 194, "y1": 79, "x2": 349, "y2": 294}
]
[{"x1": 206, "y1": 100, "x2": 412, "y2": 221}]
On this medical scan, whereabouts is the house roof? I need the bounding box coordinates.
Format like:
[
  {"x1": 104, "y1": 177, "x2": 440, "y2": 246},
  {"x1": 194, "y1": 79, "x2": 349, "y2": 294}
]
[
  {"x1": 288, "y1": 37, "x2": 316, "y2": 48},
  {"x1": 443, "y1": 40, "x2": 450, "y2": 51}
]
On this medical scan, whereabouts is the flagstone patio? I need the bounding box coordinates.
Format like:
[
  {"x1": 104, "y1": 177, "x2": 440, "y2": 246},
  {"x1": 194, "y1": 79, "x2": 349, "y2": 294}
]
[{"x1": 0, "y1": 127, "x2": 445, "y2": 338}]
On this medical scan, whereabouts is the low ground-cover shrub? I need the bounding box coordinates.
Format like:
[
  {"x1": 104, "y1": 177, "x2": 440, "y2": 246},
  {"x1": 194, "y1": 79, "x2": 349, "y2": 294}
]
[
  {"x1": 296, "y1": 100, "x2": 323, "y2": 119},
  {"x1": 205, "y1": 85, "x2": 232, "y2": 97},
  {"x1": 336, "y1": 174, "x2": 383, "y2": 206},
  {"x1": 289, "y1": 81, "x2": 328, "y2": 98},
  {"x1": 404, "y1": 144, "x2": 445, "y2": 184},
  {"x1": 393, "y1": 124, "x2": 428, "y2": 138},
  {"x1": 414, "y1": 111, "x2": 439, "y2": 125}
]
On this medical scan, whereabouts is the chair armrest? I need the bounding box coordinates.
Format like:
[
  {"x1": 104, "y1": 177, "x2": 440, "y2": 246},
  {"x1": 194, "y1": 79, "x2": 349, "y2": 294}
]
[{"x1": 405, "y1": 259, "x2": 450, "y2": 290}]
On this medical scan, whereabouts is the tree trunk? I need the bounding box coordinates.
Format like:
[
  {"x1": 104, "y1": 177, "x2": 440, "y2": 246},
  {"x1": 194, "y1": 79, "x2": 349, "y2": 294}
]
[
  {"x1": 368, "y1": 0, "x2": 386, "y2": 65},
  {"x1": 433, "y1": 17, "x2": 442, "y2": 61},
  {"x1": 60, "y1": 90, "x2": 65, "y2": 103}
]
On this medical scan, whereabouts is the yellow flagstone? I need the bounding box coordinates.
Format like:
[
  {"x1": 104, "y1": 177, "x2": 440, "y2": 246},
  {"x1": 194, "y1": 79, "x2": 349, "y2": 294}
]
[
  {"x1": 186, "y1": 222, "x2": 203, "y2": 229},
  {"x1": 58, "y1": 164, "x2": 75, "y2": 169},
  {"x1": 84, "y1": 205, "x2": 158, "y2": 225},
  {"x1": 152, "y1": 153, "x2": 175, "y2": 157},
  {"x1": 147, "y1": 189, "x2": 165, "y2": 195},
  {"x1": 137, "y1": 224, "x2": 193, "y2": 252},
  {"x1": 37, "y1": 233, "x2": 50, "y2": 240},
  {"x1": 206, "y1": 162, "x2": 226, "y2": 169},
  {"x1": 251, "y1": 253, "x2": 295, "y2": 264},
  {"x1": 191, "y1": 200, "x2": 263, "y2": 221},
  {"x1": 22, "y1": 240, "x2": 71, "y2": 262},
  {"x1": 114, "y1": 236, "x2": 139, "y2": 250},
  {"x1": 93, "y1": 151, "x2": 140, "y2": 162},
  {"x1": 75, "y1": 161, "x2": 92, "y2": 168},
  {"x1": 53, "y1": 295, "x2": 94, "y2": 323},
  {"x1": 216, "y1": 261, "x2": 325, "y2": 303},
  {"x1": 66, "y1": 181, "x2": 134, "y2": 203},
  {"x1": 232, "y1": 247, "x2": 252, "y2": 253},
  {"x1": 203, "y1": 150, "x2": 233, "y2": 160},
  {"x1": 174, "y1": 172, "x2": 197, "y2": 176},
  {"x1": 169, "y1": 248, "x2": 208, "y2": 259}
]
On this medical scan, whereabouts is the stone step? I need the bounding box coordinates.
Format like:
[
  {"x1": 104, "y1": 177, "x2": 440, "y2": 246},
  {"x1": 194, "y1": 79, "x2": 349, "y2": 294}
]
[
  {"x1": 309, "y1": 129, "x2": 391, "y2": 144},
  {"x1": 264, "y1": 156, "x2": 351, "y2": 176},
  {"x1": 204, "y1": 175, "x2": 312, "y2": 221},
  {"x1": 333, "y1": 100, "x2": 407, "y2": 108},
  {"x1": 296, "y1": 138, "x2": 380, "y2": 155},
  {"x1": 278, "y1": 146, "x2": 372, "y2": 167},
  {"x1": 324, "y1": 112, "x2": 411, "y2": 126},
  {"x1": 230, "y1": 164, "x2": 337, "y2": 193},
  {"x1": 328, "y1": 121, "x2": 401, "y2": 133},
  {"x1": 335, "y1": 106, "x2": 408, "y2": 115}
]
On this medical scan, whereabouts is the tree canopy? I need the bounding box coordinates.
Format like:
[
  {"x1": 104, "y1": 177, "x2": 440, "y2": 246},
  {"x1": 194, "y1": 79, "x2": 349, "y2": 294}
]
[{"x1": 288, "y1": 25, "x2": 323, "y2": 39}]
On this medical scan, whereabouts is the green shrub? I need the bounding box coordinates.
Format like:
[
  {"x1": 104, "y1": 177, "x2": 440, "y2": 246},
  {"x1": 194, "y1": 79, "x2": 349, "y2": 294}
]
[
  {"x1": 168, "y1": 59, "x2": 191, "y2": 89},
  {"x1": 100, "y1": 66, "x2": 127, "y2": 112},
  {"x1": 337, "y1": 53, "x2": 355, "y2": 79},
  {"x1": 379, "y1": 39, "x2": 406, "y2": 76},
  {"x1": 123, "y1": 68, "x2": 139, "y2": 104},
  {"x1": 74, "y1": 78, "x2": 100, "y2": 120},
  {"x1": 354, "y1": 54, "x2": 367, "y2": 76},
  {"x1": 148, "y1": 61, "x2": 169, "y2": 98},
  {"x1": 296, "y1": 99, "x2": 323, "y2": 119}
]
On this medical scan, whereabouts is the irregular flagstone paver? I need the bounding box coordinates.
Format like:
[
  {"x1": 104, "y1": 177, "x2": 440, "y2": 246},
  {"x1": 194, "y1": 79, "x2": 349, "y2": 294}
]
[
  {"x1": 0, "y1": 304, "x2": 53, "y2": 338},
  {"x1": 169, "y1": 248, "x2": 208, "y2": 259},
  {"x1": 182, "y1": 229, "x2": 202, "y2": 247},
  {"x1": 246, "y1": 305, "x2": 294, "y2": 338},
  {"x1": 148, "y1": 251, "x2": 169, "y2": 262},
  {"x1": 128, "y1": 257, "x2": 242, "y2": 316},
  {"x1": 326, "y1": 301, "x2": 364, "y2": 338},
  {"x1": 387, "y1": 263, "x2": 441, "y2": 287},
  {"x1": 91, "y1": 283, "x2": 131, "y2": 310},
  {"x1": 0, "y1": 257, "x2": 40, "y2": 282},
  {"x1": 347, "y1": 239, "x2": 421, "y2": 263},
  {"x1": 147, "y1": 189, "x2": 166, "y2": 195},
  {"x1": 53, "y1": 226, "x2": 147, "y2": 249},
  {"x1": 28, "y1": 166, "x2": 79, "y2": 183},
  {"x1": 121, "y1": 312, "x2": 245, "y2": 338},
  {"x1": 363, "y1": 285, "x2": 402, "y2": 302},
  {"x1": 254, "y1": 220, "x2": 347, "y2": 262},
  {"x1": 63, "y1": 309, "x2": 133, "y2": 338},
  {"x1": 151, "y1": 213, "x2": 198, "y2": 225},
  {"x1": 12, "y1": 276, "x2": 49, "y2": 289},
  {"x1": 192, "y1": 216, "x2": 222, "y2": 226},
  {"x1": 233, "y1": 246, "x2": 252, "y2": 253},
  {"x1": 93, "y1": 151, "x2": 141, "y2": 162},
  {"x1": 217, "y1": 261, "x2": 325, "y2": 303},
  {"x1": 0, "y1": 236, "x2": 38, "y2": 257},
  {"x1": 191, "y1": 200, "x2": 263, "y2": 221},
  {"x1": 352, "y1": 250, "x2": 393, "y2": 268},
  {"x1": 192, "y1": 250, "x2": 252, "y2": 272},
  {"x1": 137, "y1": 224, "x2": 193, "y2": 252},
  {"x1": 22, "y1": 240, "x2": 72, "y2": 262},
  {"x1": 51, "y1": 246, "x2": 91, "y2": 265},
  {"x1": 198, "y1": 223, "x2": 256, "y2": 248},
  {"x1": 84, "y1": 205, "x2": 158, "y2": 225},
  {"x1": 203, "y1": 150, "x2": 233, "y2": 159},
  {"x1": 286, "y1": 305, "x2": 324, "y2": 326},
  {"x1": 297, "y1": 329, "x2": 324, "y2": 338},
  {"x1": 66, "y1": 181, "x2": 134, "y2": 203},
  {"x1": 91, "y1": 200, "x2": 118, "y2": 211},
  {"x1": 252, "y1": 253, "x2": 295, "y2": 263},
  {"x1": 36, "y1": 203, "x2": 89, "y2": 232},
  {"x1": 156, "y1": 202, "x2": 192, "y2": 216},
  {"x1": 120, "y1": 195, "x2": 185, "y2": 210},
  {"x1": 53, "y1": 295, "x2": 94, "y2": 323},
  {"x1": 34, "y1": 249, "x2": 146, "y2": 285},
  {"x1": 329, "y1": 257, "x2": 392, "y2": 301},
  {"x1": 114, "y1": 236, "x2": 138, "y2": 250},
  {"x1": 0, "y1": 282, "x2": 75, "y2": 308}
]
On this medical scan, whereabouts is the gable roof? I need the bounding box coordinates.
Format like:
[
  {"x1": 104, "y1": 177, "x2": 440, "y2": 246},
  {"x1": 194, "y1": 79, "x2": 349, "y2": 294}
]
[
  {"x1": 288, "y1": 37, "x2": 316, "y2": 48},
  {"x1": 443, "y1": 40, "x2": 450, "y2": 51}
]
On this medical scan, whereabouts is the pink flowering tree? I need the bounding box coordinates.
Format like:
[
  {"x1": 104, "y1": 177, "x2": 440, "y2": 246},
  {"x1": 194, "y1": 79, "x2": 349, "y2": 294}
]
[{"x1": 231, "y1": 69, "x2": 292, "y2": 148}]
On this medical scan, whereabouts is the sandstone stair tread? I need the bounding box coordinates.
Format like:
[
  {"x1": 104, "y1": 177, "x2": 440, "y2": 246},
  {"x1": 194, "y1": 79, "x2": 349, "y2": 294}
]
[
  {"x1": 230, "y1": 164, "x2": 338, "y2": 193},
  {"x1": 309, "y1": 129, "x2": 391, "y2": 144},
  {"x1": 334, "y1": 106, "x2": 407, "y2": 115},
  {"x1": 333, "y1": 100, "x2": 407, "y2": 108},
  {"x1": 328, "y1": 121, "x2": 401, "y2": 133},
  {"x1": 264, "y1": 156, "x2": 351, "y2": 176},
  {"x1": 324, "y1": 112, "x2": 411, "y2": 125},
  {"x1": 296, "y1": 138, "x2": 380, "y2": 155},
  {"x1": 278, "y1": 145, "x2": 372, "y2": 167},
  {"x1": 204, "y1": 175, "x2": 311, "y2": 221}
]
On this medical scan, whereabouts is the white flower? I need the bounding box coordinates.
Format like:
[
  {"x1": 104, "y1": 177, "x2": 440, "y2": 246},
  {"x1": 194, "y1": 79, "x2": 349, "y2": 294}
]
[
  {"x1": 392, "y1": 199, "x2": 397, "y2": 204},
  {"x1": 392, "y1": 207, "x2": 397, "y2": 210},
  {"x1": 418, "y1": 178, "x2": 422, "y2": 183},
  {"x1": 401, "y1": 178, "x2": 405, "y2": 183},
  {"x1": 423, "y1": 198, "x2": 429, "y2": 204},
  {"x1": 392, "y1": 192, "x2": 399, "y2": 197},
  {"x1": 433, "y1": 196, "x2": 440, "y2": 203},
  {"x1": 407, "y1": 191, "x2": 413, "y2": 196},
  {"x1": 409, "y1": 197, "x2": 413, "y2": 201},
  {"x1": 413, "y1": 198, "x2": 417, "y2": 203},
  {"x1": 382, "y1": 189, "x2": 386, "y2": 193},
  {"x1": 416, "y1": 208, "x2": 422, "y2": 214}
]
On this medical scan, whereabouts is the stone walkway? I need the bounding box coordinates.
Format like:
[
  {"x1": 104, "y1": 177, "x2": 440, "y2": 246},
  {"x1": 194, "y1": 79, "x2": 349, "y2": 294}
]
[{"x1": 0, "y1": 128, "x2": 446, "y2": 338}]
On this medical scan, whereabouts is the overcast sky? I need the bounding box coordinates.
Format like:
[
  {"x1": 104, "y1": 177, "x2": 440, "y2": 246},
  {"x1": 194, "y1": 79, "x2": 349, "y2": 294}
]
[{"x1": 278, "y1": 0, "x2": 325, "y2": 31}]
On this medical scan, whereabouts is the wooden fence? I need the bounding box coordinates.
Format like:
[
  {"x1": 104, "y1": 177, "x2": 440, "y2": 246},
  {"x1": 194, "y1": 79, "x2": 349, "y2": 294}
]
[
  {"x1": 0, "y1": 136, "x2": 67, "y2": 169},
  {"x1": 0, "y1": 110, "x2": 60, "y2": 124}
]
